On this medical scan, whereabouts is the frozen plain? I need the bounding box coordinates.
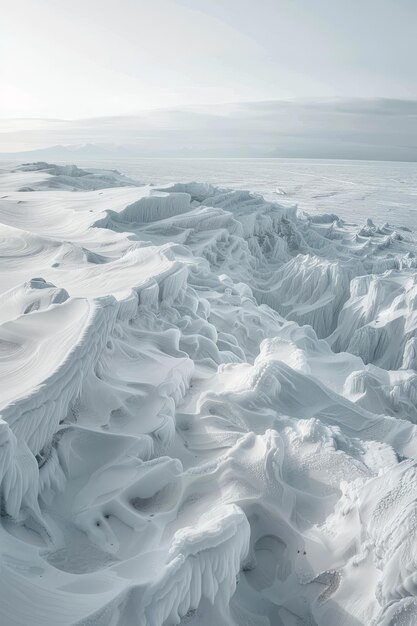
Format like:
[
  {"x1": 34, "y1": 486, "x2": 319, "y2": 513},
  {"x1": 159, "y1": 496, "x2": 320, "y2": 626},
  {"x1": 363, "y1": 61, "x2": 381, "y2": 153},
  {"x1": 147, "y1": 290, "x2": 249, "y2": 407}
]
[{"x1": 1, "y1": 159, "x2": 417, "y2": 625}]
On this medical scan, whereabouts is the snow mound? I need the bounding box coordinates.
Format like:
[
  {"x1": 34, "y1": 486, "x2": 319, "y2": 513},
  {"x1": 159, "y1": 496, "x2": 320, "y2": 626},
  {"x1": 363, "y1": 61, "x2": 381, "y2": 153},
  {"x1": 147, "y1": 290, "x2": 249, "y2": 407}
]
[
  {"x1": 1, "y1": 164, "x2": 417, "y2": 625},
  {"x1": 15, "y1": 161, "x2": 142, "y2": 191}
]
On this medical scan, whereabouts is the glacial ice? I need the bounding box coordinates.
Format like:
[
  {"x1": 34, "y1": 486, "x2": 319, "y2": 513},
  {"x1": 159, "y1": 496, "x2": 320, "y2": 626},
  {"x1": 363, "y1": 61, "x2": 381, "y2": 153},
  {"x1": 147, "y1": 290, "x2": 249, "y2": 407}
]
[{"x1": 1, "y1": 163, "x2": 417, "y2": 625}]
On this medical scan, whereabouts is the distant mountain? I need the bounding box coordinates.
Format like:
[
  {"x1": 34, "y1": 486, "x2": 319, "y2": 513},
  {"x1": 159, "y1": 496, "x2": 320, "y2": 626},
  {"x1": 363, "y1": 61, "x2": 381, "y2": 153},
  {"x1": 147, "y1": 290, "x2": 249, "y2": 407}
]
[
  {"x1": 0, "y1": 143, "x2": 140, "y2": 161},
  {"x1": 0, "y1": 142, "x2": 264, "y2": 160},
  {"x1": 3, "y1": 142, "x2": 417, "y2": 162}
]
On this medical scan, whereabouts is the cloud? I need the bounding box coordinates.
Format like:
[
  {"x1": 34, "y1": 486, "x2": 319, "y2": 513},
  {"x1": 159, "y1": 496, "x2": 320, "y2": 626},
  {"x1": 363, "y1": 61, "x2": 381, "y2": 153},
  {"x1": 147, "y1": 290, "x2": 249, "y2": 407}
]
[{"x1": 1, "y1": 98, "x2": 417, "y2": 160}]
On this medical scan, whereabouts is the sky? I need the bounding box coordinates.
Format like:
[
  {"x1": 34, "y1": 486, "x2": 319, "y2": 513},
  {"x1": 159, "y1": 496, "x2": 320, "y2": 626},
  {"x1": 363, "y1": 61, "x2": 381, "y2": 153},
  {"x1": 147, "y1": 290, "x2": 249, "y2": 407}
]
[{"x1": 1, "y1": 0, "x2": 417, "y2": 157}]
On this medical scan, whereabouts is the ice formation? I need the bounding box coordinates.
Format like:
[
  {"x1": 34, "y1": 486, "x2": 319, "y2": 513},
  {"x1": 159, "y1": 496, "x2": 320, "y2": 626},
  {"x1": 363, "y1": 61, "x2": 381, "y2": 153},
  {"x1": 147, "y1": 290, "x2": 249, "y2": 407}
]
[{"x1": 1, "y1": 161, "x2": 417, "y2": 625}]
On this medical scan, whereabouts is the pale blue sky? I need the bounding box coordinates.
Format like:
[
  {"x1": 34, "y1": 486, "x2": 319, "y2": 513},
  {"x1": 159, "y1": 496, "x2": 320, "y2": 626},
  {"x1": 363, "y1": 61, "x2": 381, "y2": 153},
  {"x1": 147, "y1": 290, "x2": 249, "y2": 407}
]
[{"x1": 1, "y1": 0, "x2": 417, "y2": 119}]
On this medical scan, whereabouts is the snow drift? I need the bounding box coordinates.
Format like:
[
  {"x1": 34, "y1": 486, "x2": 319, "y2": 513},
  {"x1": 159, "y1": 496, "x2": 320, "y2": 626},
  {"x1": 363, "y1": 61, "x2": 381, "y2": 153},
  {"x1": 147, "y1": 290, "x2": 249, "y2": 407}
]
[{"x1": 1, "y1": 162, "x2": 417, "y2": 625}]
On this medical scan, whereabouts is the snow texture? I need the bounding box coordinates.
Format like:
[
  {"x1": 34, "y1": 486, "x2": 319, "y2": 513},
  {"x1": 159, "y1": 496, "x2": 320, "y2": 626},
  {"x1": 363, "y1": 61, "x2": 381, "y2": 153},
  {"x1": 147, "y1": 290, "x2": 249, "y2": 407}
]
[{"x1": 1, "y1": 162, "x2": 417, "y2": 625}]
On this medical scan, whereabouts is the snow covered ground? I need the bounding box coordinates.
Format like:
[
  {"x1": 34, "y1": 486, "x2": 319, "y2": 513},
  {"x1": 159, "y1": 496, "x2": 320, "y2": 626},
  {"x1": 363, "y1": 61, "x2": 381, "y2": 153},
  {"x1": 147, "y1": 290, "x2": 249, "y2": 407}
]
[
  {"x1": 1, "y1": 160, "x2": 417, "y2": 625},
  {"x1": 69, "y1": 157, "x2": 417, "y2": 230}
]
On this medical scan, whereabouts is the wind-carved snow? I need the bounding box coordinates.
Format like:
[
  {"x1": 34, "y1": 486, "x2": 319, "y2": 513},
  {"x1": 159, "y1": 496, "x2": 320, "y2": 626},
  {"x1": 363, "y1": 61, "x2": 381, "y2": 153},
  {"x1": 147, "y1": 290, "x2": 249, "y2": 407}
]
[{"x1": 1, "y1": 161, "x2": 417, "y2": 625}]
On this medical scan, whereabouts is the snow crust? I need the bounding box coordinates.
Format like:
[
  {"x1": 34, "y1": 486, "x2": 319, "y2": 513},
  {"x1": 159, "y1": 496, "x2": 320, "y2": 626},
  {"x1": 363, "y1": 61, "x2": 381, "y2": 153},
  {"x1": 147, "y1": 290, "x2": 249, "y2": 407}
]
[{"x1": 1, "y1": 163, "x2": 417, "y2": 625}]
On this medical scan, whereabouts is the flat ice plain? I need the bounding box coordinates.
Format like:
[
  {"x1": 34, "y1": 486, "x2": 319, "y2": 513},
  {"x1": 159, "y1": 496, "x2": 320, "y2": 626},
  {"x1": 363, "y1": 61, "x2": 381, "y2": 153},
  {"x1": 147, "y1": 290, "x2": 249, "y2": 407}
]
[{"x1": 1, "y1": 159, "x2": 417, "y2": 625}]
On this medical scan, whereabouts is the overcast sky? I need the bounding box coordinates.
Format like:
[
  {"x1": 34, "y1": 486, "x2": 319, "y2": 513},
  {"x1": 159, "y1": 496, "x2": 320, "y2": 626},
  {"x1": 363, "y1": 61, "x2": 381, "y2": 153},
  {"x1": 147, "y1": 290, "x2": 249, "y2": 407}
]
[{"x1": 2, "y1": 0, "x2": 417, "y2": 157}]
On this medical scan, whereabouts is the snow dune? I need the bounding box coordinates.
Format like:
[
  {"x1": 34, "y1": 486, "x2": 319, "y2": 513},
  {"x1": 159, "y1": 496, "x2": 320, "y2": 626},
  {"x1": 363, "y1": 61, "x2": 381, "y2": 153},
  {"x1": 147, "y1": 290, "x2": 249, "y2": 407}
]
[{"x1": 1, "y1": 161, "x2": 417, "y2": 625}]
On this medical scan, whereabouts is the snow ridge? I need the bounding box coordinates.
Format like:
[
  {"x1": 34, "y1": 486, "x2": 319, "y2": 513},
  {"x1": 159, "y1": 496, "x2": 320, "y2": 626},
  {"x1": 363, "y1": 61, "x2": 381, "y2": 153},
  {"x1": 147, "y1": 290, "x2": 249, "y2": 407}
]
[{"x1": 1, "y1": 164, "x2": 417, "y2": 625}]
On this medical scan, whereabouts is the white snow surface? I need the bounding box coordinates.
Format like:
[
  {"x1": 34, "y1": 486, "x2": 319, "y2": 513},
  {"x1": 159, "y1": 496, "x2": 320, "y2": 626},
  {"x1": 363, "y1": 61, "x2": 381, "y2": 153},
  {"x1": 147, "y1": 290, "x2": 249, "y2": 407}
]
[{"x1": 1, "y1": 161, "x2": 417, "y2": 625}]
